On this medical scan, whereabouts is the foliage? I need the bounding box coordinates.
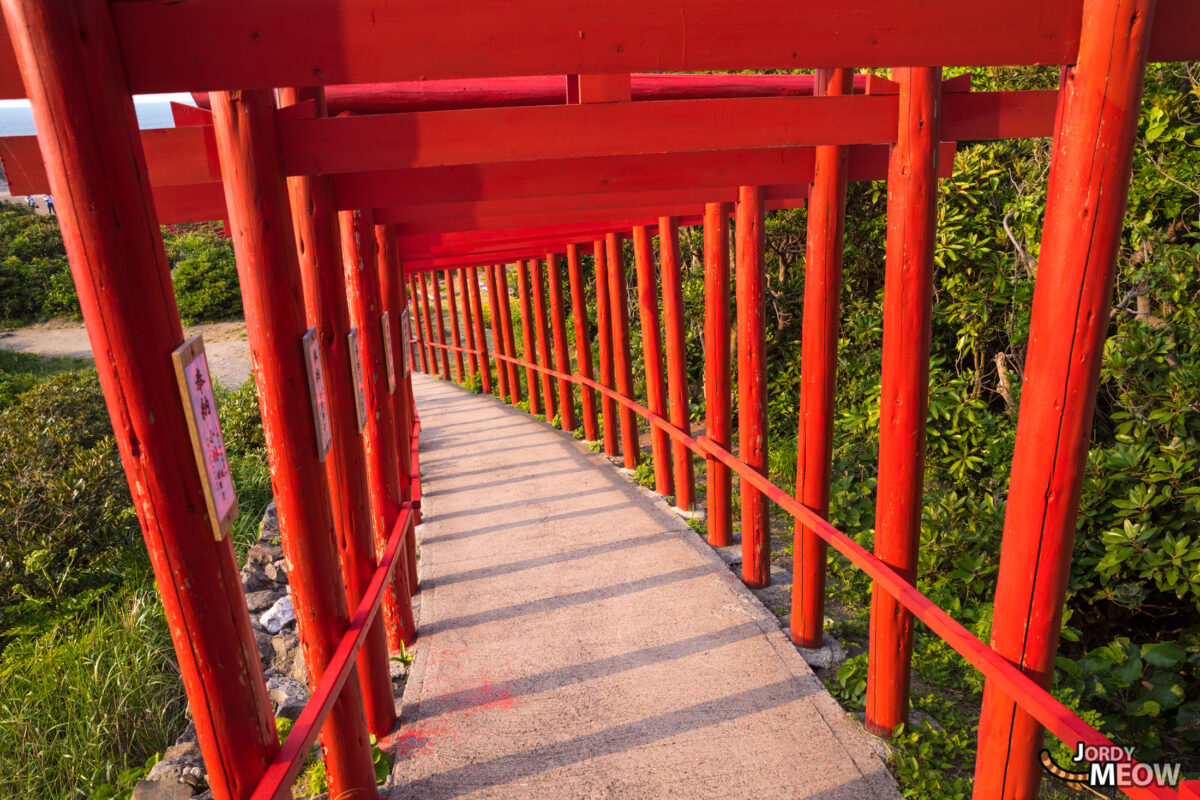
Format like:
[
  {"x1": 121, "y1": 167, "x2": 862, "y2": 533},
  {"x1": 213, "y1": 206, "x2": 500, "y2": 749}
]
[
  {"x1": 0, "y1": 205, "x2": 76, "y2": 323},
  {"x1": 168, "y1": 227, "x2": 242, "y2": 324}
]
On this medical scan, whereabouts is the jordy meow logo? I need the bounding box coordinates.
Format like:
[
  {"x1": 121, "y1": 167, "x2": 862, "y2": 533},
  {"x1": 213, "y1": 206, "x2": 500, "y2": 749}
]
[{"x1": 1040, "y1": 744, "x2": 1182, "y2": 790}]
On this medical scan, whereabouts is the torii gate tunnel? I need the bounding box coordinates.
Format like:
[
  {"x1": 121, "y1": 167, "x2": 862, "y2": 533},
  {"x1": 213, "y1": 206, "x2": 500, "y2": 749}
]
[{"x1": 0, "y1": 1, "x2": 1197, "y2": 798}]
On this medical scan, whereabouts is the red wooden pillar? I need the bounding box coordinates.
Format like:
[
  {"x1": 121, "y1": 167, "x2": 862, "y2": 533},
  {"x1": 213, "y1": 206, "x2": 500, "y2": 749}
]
[
  {"x1": 566, "y1": 244, "x2": 599, "y2": 441},
  {"x1": 442, "y1": 269, "x2": 465, "y2": 383},
  {"x1": 339, "y1": 208, "x2": 417, "y2": 649},
  {"x1": 530, "y1": 258, "x2": 558, "y2": 420},
  {"x1": 864, "y1": 67, "x2": 943, "y2": 736},
  {"x1": 516, "y1": 261, "x2": 542, "y2": 414},
  {"x1": 736, "y1": 186, "x2": 770, "y2": 588},
  {"x1": 606, "y1": 233, "x2": 641, "y2": 468},
  {"x1": 792, "y1": 68, "x2": 854, "y2": 650},
  {"x1": 458, "y1": 268, "x2": 480, "y2": 381},
  {"x1": 497, "y1": 264, "x2": 524, "y2": 405},
  {"x1": 593, "y1": 240, "x2": 619, "y2": 456},
  {"x1": 409, "y1": 275, "x2": 431, "y2": 374},
  {"x1": 704, "y1": 203, "x2": 734, "y2": 548},
  {"x1": 418, "y1": 273, "x2": 438, "y2": 374},
  {"x1": 975, "y1": 2, "x2": 1155, "y2": 796},
  {"x1": 0, "y1": 3, "x2": 279, "y2": 797},
  {"x1": 547, "y1": 253, "x2": 577, "y2": 432},
  {"x1": 632, "y1": 225, "x2": 674, "y2": 496},
  {"x1": 210, "y1": 88, "x2": 378, "y2": 799},
  {"x1": 467, "y1": 266, "x2": 493, "y2": 395},
  {"x1": 658, "y1": 217, "x2": 695, "y2": 512},
  {"x1": 430, "y1": 273, "x2": 452, "y2": 380},
  {"x1": 376, "y1": 224, "x2": 420, "y2": 593},
  {"x1": 278, "y1": 86, "x2": 396, "y2": 738},
  {"x1": 484, "y1": 264, "x2": 511, "y2": 401}
]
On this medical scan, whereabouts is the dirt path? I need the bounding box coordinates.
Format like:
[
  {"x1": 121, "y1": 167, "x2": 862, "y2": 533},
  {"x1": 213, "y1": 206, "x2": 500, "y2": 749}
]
[{"x1": 0, "y1": 319, "x2": 253, "y2": 387}]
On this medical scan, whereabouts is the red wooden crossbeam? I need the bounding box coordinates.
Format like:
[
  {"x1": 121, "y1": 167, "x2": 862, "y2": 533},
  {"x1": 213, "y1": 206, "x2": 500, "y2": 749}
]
[{"x1": 0, "y1": 0, "x2": 1195, "y2": 99}]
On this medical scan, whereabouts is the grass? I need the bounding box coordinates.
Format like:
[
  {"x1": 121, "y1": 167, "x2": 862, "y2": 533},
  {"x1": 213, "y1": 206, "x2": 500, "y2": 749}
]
[{"x1": 0, "y1": 350, "x2": 94, "y2": 409}]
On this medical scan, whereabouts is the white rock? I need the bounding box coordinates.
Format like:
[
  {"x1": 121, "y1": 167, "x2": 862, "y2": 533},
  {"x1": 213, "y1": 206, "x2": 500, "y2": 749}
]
[{"x1": 259, "y1": 596, "x2": 295, "y2": 634}]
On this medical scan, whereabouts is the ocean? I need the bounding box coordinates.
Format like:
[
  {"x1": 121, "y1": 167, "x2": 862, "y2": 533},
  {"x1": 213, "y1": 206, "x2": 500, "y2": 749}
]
[{"x1": 0, "y1": 101, "x2": 179, "y2": 137}]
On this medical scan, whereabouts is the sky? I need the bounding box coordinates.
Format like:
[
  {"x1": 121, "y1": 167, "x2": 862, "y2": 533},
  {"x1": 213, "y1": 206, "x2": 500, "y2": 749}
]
[{"x1": 0, "y1": 92, "x2": 195, "y2": 109}]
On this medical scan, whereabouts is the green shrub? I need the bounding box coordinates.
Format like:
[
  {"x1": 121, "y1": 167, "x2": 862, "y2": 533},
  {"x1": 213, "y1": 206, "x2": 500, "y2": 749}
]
[
  {"x1": 172, "y1": 250, "x2": 242, "y2": 324},
  {"x1": 0, "y1": 205, "x2": 75, "y2": 323}
]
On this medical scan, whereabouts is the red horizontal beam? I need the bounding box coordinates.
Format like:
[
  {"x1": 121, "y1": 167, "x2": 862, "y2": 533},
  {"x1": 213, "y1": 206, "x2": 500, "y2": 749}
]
[
  {"x1": 282, "y1": 91, "x2": 1052, "y2": 175},
  {"x1": 387, "y1": 202, "x2": 766, "y2": 237},
  {"x1": 192, "y1": 73, "x2": 875, "y2": 115},
  {"x1": 397, "y1": 217, "x2": 705, "y2": 260}
]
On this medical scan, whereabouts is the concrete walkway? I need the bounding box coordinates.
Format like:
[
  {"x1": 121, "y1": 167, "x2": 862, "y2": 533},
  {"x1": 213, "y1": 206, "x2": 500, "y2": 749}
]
[{"x1": 391, "y1": 373, "x2": 899, "y2": 799}]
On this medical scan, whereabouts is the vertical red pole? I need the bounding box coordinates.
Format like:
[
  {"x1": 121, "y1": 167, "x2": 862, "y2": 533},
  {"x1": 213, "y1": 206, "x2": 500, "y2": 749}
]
[
  {"x1": 632, "y1": 225, "x2": 674, "y2": 496},
  {"x1": 864, "y1": 67, "x2": 942, "y2": 736},
  {"x1": 339, "y1": 208, "x2": 417, "y2": 650},
  {"x1": 593, "y1": 240, "x2": 619, "y2": 457},
  {"x1": 516, "y1": 261, "x2": 543, "y2": 414},
  {"x1": 975, "y1": 2, "x2": 1155, "y2": 796},
  {"x1": 210, "y1": 88, "x2": 378, "y2": 799},
  {"x1": 458, "y1": 268, "x2": 480, "y2": 382},
  {"x1": 736, "y1": 187, "x2": 770, "y2": 588},
  {"x1": 0, "y1": 3, "x2": 279, "y2": 797},
  {"x1": 441, "y1": 269, "x2": 465, "y2": 383},
  {"x1": 409, "y1": 275, "x2": 431, "y2": 374},
  {"x1": 704, "y1": 203, "x2": 734, "y2": 548},
  {"x1": 376, "y1": 224, "x2": 420, "y2": 593},
  {"x1": 530, "y1": 258, "x2": 558, "y2": 420},
  {"x1": 496, "y1": 264, "x2": 524, "y2": 405},
  {"x1": 278, "y1": 86, "x2": 396, "y2": 738},
  {"x1": 566, "y1": 244, "x2": 599, "y2": 441},
  {"x1": 791, "y1": 68, "x2": 854, "y2": 650},
  {"x1": 484, "y1": 264, "x2": 511, "y2": 401},
  {"x1": 419, "y1": 273, "x2": 438, "y2": 375},
  {"x1": 430, "y1": 273, "x2": 452, "y2": 380},
  {"x1": 547, "y1": 252, "x2": 577, "y2": 432},
  {"x1": 606, "y1": 233, "x2": 641, "y2": 468},
  {"x1": 658, "y1": 217, "x2": 695, "y2": 512},
  {"x1": 467, "y1": 266, "x2": 493, "y2": 395}
]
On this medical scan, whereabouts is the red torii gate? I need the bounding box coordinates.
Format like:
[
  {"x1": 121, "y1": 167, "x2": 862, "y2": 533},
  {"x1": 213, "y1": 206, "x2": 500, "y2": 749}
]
[{"x1": 0, "y1": 1, "x2": 1197, "y2": 799}]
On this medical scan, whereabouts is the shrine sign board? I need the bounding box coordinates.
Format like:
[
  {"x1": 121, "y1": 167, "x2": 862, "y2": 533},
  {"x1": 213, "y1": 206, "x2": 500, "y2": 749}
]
[
  {"x1": 171, "y1": 335, "x2": 238, "y2": 540},
  {"x1": 381, "y1": 311, "x2": 396, "y2": 393},
  {"x1": 348, "y1": 326, "x2": 367, "y2": 432},
  {"x1": 301, "y1": 327, "x2": 333, "y2": 461},
  {"x1": 401, "y1": 308, "x2": 414, "y2": 378}
]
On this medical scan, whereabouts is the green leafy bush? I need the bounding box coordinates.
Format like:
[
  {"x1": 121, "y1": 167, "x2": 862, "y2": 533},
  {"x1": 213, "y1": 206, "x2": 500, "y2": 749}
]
[
  {"x1": 170, "y1": 235, "x2": 242, "y2": 324},
  {"x1": 0, "y1": 205, "x2": 76, "y2": 323}
]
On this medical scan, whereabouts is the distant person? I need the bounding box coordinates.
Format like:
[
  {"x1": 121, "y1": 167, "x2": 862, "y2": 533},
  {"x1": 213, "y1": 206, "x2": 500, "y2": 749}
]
[
  {"x1": 44, "y1": 195, "x2": 54, "y2": 215},
  {"x1": 26, "y1": 195, "x2": 36, "y2": 212}
]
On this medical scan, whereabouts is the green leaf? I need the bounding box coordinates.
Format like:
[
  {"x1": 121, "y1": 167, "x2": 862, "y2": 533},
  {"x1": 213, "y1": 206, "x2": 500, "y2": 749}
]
[{"x1": 1141, "y1": 642, "x2": 1186, "y2": 668}]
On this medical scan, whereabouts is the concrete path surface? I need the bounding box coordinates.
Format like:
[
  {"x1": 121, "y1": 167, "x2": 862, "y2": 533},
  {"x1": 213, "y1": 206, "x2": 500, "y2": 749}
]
[{"x1": 391, "y1": 373, "x2": 899, "y2": 799}]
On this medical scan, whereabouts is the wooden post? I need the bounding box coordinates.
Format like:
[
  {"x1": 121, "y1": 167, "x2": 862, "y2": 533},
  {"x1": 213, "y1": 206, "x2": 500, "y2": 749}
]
[
  {"x1": 484, "y1": 264, "x2": 511, "y2": 401},
  {"x1": 0, "y1": 3, "x2": 279, "y2": 797},
  {"x1": 632, "y1": 225, "x2": 674, "y2": 496},
  {"x1": 594, "y1": 240, "x2": 619, "y2": 457},
  {"x1": 430, "y1": 272, "x2": 452, "y2": 380},
  {"x1": 419, "y1": 273, "x2": 438, "y2": 375},
  {"x1": 864, "y1": 67, "x2": 942, "y2": 736},
  {"x1": 704, "y1": 203, "x2": 734, "y2": 548},
  {"x1": 458, "y1": 267, "x2": 480, "y2": 381},
  {"x1": 530, "y1": 257, "x2": 558, "y2": 420},
  {"x1": 974, "y1": 1, "x2": 1155, "y2": 795},
  {"x1": 658, "y1": 216, "x2": 695, "y2": 511},
  {"x1": 792, "y1": 68, "x2": 853, "y2": 649},
  {"x1": 606, "y1": 232, "x2": 641, "y2": 468},
  {"x1": 278, "y1": 85, "x2": 397, "y2": 738},
  {"x1": 467, "y1": 266, "x2": 493, "y2": 395},
  {"x1": 736, "y1": 185, "x2": 769, "y2": 589},
  {"x1": 409, "y1": 275, "x2": 431, "y2": 373},
  {"x1": 376, "y1": 224, "x2": 420, "y2": 593},
  {"x1": 496, "y1": 264, "x2": 524, "y2": 405},
  {"x1": 516, "y1": 261, "x2": 543, "y2": 414},
  {"x1": 210, "y1": 87, "x2": 379, "y2": 800},
  {"x1": 567, "y1": 243, "x2": 599, "y2": 441},
  {"x1": 339, "y1": 208, "x2": 417, "y2": 649},
  {"x1": 547, "y1": 252, "x2": 577, "y2": 432},
  {"x1": 441, "y1": 269, "x2": 465, "y2": 382}
]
